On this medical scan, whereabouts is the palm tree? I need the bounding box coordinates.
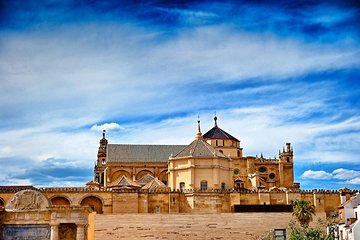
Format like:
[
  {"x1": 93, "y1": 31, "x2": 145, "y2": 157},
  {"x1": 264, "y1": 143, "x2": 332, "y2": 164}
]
[{"x1": 292, "y1": 199, "x2": 316, "y2": 227}]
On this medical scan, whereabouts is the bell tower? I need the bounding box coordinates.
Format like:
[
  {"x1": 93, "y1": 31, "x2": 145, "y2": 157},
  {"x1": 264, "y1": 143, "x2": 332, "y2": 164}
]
[
  {"x1": 94, "y1": 130, "x2": 108, "y2": 186},
  {"x1": 278, "y1": 142, "x2": 296, "y2": 189}
]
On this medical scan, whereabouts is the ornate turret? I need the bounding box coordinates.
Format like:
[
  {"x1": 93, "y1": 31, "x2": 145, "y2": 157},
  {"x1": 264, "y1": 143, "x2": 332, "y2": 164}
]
[
  {"x1": 195, "y1": 118, "x2": 203, "y2": 140},
  {"x1": 94, "y1": 130, "x2": 108, "y2": 187}
]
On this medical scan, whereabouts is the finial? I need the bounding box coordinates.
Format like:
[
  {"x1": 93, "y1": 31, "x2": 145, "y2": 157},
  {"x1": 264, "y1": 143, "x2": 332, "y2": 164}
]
[
  {"x1": 195, "y1": 116, "x2": 203, "y2": 140},
  {"x1": 214, "y1": 111, "x2": 218, "y2": 127},
  {"x1": 261, "y1": 153, "x2": 263, "y2": 158},
  {"x1": 102, "y1": 129, "x2": 106, "y2": 139}
]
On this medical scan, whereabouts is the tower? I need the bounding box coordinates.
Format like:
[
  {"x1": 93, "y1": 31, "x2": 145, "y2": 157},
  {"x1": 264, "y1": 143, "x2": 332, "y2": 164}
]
[
  {"x1": 203, "y1": 116, "x2": 243, "y2": 158},
  {"x1": 94, "y1": 130, "x2": 108, "y2": 186},
  {"x1": 278, "y1": 142, "x2": 295, "y2": 189}
]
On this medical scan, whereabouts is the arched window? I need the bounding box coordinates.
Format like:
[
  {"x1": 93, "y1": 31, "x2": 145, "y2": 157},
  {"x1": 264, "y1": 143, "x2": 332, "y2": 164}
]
[
  {"x1": 102, "y1": 159, "x2": 106, "y2": 164},
  {"x1": 80, "y1": 196, "x2": 103, "y2": 214},
  {"x1": 286, "y1": 157, "x2": 290, "y2": 162},
  {"x1": 179, "y1": 182, "x2": 185, "y2": 191},
  {"x1": 221, "y1": 182, "x2": 226, "y2": 190},
  {"x1": 200, "y1": 181, "x2": 208, "y2": 191}
]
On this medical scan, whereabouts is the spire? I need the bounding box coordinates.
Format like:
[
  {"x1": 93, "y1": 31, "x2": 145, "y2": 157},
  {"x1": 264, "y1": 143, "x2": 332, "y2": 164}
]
[
  {"x1": 214, "y1": 112, "x2": 218, "y2": 127},
  {"x1": 102, "y1": 129, "x2": 106, "y2": 139},
  {"x1": 195, "y1": 116, "x2": 203, "y2": 140}
]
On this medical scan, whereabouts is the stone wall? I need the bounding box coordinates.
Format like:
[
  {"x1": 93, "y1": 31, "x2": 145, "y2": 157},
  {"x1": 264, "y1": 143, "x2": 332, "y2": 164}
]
[
  {"x1": 1, "y1": 188, "x2": 358, "y2": 215},
  {"x1": 0, "y1": 190, "x2": 92, "y2": 240}
]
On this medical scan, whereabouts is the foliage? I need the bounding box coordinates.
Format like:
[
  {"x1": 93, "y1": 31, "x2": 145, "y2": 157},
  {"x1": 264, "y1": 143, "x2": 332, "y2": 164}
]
[
  {"x1": 292, "y1": 199, "x2": 316, "y2": 227},
  {"x1": 287, "y1": 217, "x2": 337, "y2": 240}
]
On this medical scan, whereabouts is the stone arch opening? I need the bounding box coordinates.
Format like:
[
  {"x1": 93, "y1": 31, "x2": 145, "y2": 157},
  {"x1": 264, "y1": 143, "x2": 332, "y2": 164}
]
[
  {"x1": 111, "y1": 170, "x2": 132, "y2": 183},
  {"x1": 0, "y1": 197, "x2": 5, "y2": 207},
  {"x1": 80, "y1": 196, "x2": 103, "y2": 214},
  {"x1": 136, "y1": 170, "x2": 154, "y2": 180},
  {"x1": 157, "y1": 170, "x2": 168, "y2": 186},
  {"x1": 50, "y1": 196, "x2": 71, "y2": 206}
]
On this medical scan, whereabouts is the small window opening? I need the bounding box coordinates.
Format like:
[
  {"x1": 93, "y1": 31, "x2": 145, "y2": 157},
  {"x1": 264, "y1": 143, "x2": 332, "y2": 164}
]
[
  {"x1": 179, "y1": 182, "x2": 185, "y2": 191},
  {"x1": 200, "y1": 181, "x2": 208, "y2": 191}
]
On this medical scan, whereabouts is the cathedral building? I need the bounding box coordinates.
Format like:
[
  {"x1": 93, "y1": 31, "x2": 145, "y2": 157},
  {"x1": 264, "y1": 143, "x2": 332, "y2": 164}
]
[{"x1": 94, "y1": 117, "x2": 300, "y2": 191}]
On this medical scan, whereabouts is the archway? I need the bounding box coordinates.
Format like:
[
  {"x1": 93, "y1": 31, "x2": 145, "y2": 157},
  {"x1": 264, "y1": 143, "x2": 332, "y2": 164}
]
[
  {"x1": 111, "y1": 170, "x2": 131, "y2": 183},
  {"x1": 157, "y1": 170, "x2": 168, "y2": 186},
  {"x1": 80, "y1": 196, "x2": 103, "y2": 214},
  {"x1": 50, "y1": 196, "x2": 71, "y2": 206},
  {"x1": 136, "y1": 170, "x2": 154, "y2": 180},
  {"x1": 0, "y1": 197, "x2": 5, "y2": 208}
]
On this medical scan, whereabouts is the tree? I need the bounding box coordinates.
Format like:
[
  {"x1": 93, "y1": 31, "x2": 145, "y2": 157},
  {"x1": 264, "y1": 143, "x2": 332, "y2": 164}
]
[{"x1": 292, "y1": 199, "x2": 316, "y2": 227}]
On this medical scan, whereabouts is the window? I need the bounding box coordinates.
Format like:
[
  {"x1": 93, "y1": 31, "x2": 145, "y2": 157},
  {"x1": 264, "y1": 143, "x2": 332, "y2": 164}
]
[
  {"x1": 269, "y1": 173, "x2": 275, "y2": 179},
  {"x1": 200, "y1": 181, "x2": 208, "y2": 191},
  {"x1": 102, "y1": 159, "x2": 106, "y2": 164},
  {"x1": 234, "y1": 169, "x2": 239, "y2": 175},
  {"x1": 179, "y1": 182, "x2": 185, "y2": 191},
  {"x1": 216, "y1": 140, "x2": 218, "y2": 146},
  {"x1": 258, "y1": 167, "x2": 267, "y2": 173},
  {"x1": 222, "y1": 140, "x2": 224, "y2": 146},
  {"x1": 221, "y1": 182, "x2": 226, "y2": 190},
  {"x1": 287, "y1": 157, "x2": 290, "y2": 162},
  {"x1": 237, "y1": 150, "x2": 240, "y2": 157}
]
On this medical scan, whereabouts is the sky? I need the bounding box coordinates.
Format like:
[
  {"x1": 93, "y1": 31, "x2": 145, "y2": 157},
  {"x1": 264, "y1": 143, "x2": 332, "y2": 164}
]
[{"x1": 0, "y1": 0, "x2": 359, "y2": 189}]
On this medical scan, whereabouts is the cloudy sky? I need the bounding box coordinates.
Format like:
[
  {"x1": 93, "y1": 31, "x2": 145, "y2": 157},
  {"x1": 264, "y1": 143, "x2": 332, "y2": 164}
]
[{"x1": 1, "y1": 0, "x2": 359, "y2": 189}]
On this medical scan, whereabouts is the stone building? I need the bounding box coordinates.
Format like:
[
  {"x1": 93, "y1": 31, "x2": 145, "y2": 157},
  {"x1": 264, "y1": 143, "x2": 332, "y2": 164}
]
[{"x1": 94, "y1": 117, "x2": 299, "y2": 191}]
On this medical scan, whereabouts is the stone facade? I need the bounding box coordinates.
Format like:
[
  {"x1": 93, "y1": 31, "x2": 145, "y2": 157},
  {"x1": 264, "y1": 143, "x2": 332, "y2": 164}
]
[
  {"x1": 1, "y1": 187, "x2": 355, "y2": 216},
  {"x1": 95, "y1": 117, "x2": 299, "y2": 192},
  {"x1": 0, "y1": 189, "x2": 93, "y2": 240}
]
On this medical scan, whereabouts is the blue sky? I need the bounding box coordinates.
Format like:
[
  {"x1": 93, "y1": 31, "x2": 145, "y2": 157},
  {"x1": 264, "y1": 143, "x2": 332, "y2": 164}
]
[{"x1": 0, "y1": 0, "x2": 359, "y2": 189}]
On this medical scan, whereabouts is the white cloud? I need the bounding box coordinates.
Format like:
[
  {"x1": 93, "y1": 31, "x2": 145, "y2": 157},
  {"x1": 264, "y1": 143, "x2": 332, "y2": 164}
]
[
  {"x1": 91, "y1": 122, "x2": 124, "y2": 132},
  {"x1": 0, "y1": 146, "x2": 13, "y2": 157},
  {"x1": 346, "y1": 178, "x2": 360, "y2": 185},
  {"x1": 332, "y1": 168, "x2": 360, "y2": 180},
  {"x1": 300, "y1": 168, "x2": 360, "y2": 186},
  {"x1": 301, "y1": 170, "x2": 333, "y2": 180}
]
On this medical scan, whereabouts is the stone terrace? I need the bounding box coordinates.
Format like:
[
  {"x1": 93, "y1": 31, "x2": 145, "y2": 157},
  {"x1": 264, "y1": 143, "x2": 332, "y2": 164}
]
[{"x1": 95, "y1": 213, "x2": 292, "y2": 240}]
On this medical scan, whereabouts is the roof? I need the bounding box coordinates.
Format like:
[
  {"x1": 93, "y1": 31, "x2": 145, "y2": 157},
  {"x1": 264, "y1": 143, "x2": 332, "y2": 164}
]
[
  {"x1": 0, "y1": 186, "x2": 38, "y2": 193},
  {"x1": 203, "y1": 125, "x2": 239, "y2": 142},
  {"x1": 108, "y1": 175, "x2": 141, "y2": 189},
  {"x1": 172, "y1": 139, "x2": 228, "y2": 159},
  {"x1": 107, "y1": 144, "x2": 187, "y2": 163},
  {"x1": 136, "y1": 174, "x2": 155, "y2": 186},
  {"x1": 141, "y1": 178, "x2": 167, "y2": 190}
]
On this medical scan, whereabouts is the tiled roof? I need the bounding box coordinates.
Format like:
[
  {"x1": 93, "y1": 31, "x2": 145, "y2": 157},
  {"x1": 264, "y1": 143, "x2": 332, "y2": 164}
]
[
  {"x1": 107, "y1": 144, "x2": 187, "y2": 163},
  {"x1": 0, "y1": 186, "x2": 38, "y2": 193},
  {"x1": 172, "y1": 139, "x2": 228, "y2": 159},
  {"x1": 108, "y1": 175, "x2": 141, "y2": 189},
  {"x1": 203, "y1": 126, "x2": 239, "y2": 142},
  {"x1": 141, "y1": 178, "x2": 167, "y2": 190},
  {"x1": 136, "y1": 174, "x2": 155, "y2": 186}
]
